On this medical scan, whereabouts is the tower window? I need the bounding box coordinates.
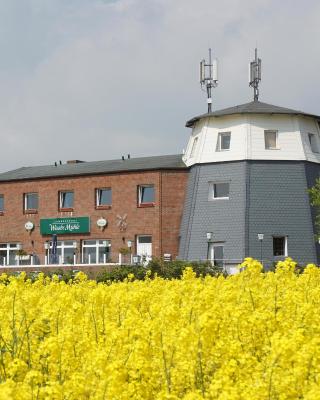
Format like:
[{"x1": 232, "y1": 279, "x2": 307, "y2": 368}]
[
  {"x1": 273, "y1": 236, "x2": 287, "y2": 257},
  {"x1": 209, "y1": 182, "x2": 230, "y2": 200},
  {"x1": 308, "y1": 133, "x2": 319, "y2": 153},
  {"x1": 190, "y1": 137, "x2": 198, "y2": 158},
  {"x1": 264, "y1": 130, "x2": 278, "y2": 150},
  {"x1": 217, "y1": 132, "x2": 231, "y2": 151}
]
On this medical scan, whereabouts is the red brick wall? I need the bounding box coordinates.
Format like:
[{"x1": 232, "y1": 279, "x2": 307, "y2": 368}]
[{"x1": 0, "y1": 169, "x2": 188, "y2": 264}]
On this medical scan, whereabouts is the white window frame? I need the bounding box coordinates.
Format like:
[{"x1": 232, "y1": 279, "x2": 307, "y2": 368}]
[
  {"x1": 273, "y1": 236, "x2": 288, "y2": 257},
  {"x1": 96, "y1": 188, "x2": 112, "y2": 207},
  {"x1": 308, "y1": 133, "x2": 319, "y2": 153},
  {"x1": 217, "y1": 132, "x2": 231, "y2": 151},
  {"x1": 48, "y1": 240, "x2": 76, "y2": 264},
  {"x1": 138, "y1": 185, "x2": 155, "y2": 205},
  {"x1": 24, "y1": 192, "x2": 38, "y2": 211},
  {"x1": 190, "y1": 137, "x2": 198, "y2": 158},
  {"x1": 208, "y1": 242, "x2": 224, "y2": 267},
  {"x1": 0, "y1": 243, "x2": 21, "y2": 265},
  {"x1": 264, "y1": 130, "x2": 279, "y2": 150},
  {"x1": 59, "y1": 191, "x2": 74, "y2": 209},
  {"x1": 82, "y1": 239, "x2": 111, "y2": 264},
  {"x1": 208, "y1": 182, "x2": 230, "y2": 200}
]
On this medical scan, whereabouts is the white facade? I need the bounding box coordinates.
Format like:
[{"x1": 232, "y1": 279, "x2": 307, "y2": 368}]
[{"x1": 183, "y1": 113, "x2": 320, "y2": 166}]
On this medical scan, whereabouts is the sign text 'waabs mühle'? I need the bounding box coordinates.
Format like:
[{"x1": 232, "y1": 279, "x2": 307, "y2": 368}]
[{"x1": 40, "y1": 217, "x2": 90, "y2": 235}]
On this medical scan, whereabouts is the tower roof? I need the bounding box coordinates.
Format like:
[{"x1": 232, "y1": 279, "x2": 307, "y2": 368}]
[{"x1": 186, "y1": 100, "x2": 320, "y2": 127}]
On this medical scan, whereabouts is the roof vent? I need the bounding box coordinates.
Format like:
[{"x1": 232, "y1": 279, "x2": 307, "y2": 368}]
[{"x1": 67, "y1": 160, "x2": 84, "y2": 164}]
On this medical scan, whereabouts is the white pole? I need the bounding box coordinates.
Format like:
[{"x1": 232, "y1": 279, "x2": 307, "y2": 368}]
[
  {"x1": 59, "y1": 255, "x2": 62, "y2": 265},
  {"x1": 73, "y1": 254, "x2": 76, "y2": 265},
  {"x1": 31, "y1": 255, "x2": 34, "y2": 266},
  {"x1": 88, "y1": 254, "x2": 91, "y2": 265},
  {"x1": 45, "y1": 255, "x2": 48, "y2": 265},
  {"x1": 103, "y1": 253, "x2": 106, "y2": 264},
  {"x1": 119, "y1": 253, "x2": 122, "y2": 265}
]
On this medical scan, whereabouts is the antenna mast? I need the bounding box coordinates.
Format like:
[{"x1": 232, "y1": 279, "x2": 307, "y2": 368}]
[
  {"x1": 249, "y1": 48, "x2": 261, "y2": 101},
  {"x1": 200, "y1": 48, "x2": 218, "y2": 113}
]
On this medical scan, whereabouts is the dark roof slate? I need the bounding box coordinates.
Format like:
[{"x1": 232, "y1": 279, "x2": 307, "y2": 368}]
[
  {"x1": 0, "y1": 154, "x2": 186, "y2": 182},
  {"x1": 186, "y1": 100, "x2": 320, "y2": 127}
]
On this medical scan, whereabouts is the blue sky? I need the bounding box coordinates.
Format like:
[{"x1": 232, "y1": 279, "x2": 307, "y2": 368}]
[{"x1": 0, "y1": 0, "x2": 319, "y2": 170}]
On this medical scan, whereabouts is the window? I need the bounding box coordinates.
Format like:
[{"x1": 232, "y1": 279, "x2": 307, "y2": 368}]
[
  {"x1": 138, "y1": 185, "x2": 155, "y2": 206},
  {"x1": 24, "y1": 193, "x2": 38, "y2": 212},
  {"x1": 308, "y1": 133, "x2": 319, "y2": 153},
  {"x1": 96, "y1": 188, "x2": 112, "y2": 208},
  {"x1": 273, "y1": 236, "x2": 287, "y2": 257},
  {"x1": 190, "y1": 137, "x2": 198, "y2": 158},
  {"x1": 209, "y1": 182, "x2": 230, "y2": 199},
  {"x1": 59, "y1": 191, "x2": 74, "y2": 210},
  {"x1": 208, "y1": 242, "x2": 224, "y2": 268},
  {"x1": 0, "y1": 243, "x2": 21, "y2": 265},
  {"x1": 82, "y1": 240, "x2": 111, "y2": 264},
  {"x1": 217, "y1": 132, "x2": 231, "y2": 151},
  {"x1": 265, "y1": 130, "x2": 278, "y2": 150},
  {"x1": 47, "y1": 240, "x2": 76, "y2": 264},
  {"x1": 0, "y1": 195, "x2": 3, "y2": 214}
]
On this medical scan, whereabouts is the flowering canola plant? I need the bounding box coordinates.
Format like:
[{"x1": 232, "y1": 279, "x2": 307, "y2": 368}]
[{"x1": 0, "y1": 259, "x2": 320, "y2": 399}]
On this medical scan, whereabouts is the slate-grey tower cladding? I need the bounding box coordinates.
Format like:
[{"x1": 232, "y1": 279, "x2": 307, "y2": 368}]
[{"x1": 179, "y1": 101, "x2": 320, "y2": 269}]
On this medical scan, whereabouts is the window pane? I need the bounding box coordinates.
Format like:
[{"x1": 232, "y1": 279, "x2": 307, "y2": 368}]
[
  {"x1": 308, "y1": 133, "x2": 319, "y2": 153},
  {"x1": 214, "y1": 183, "x2": 229, "y2": 198},
  {"x1": 273, "y1": 237, "x2": 285, "y2": 256},
  {"x1": 220, "y1": 133, "x2": 231, "y2": 150},
  {"x1": 265, "y1": 131, "x2": 277, "y2": 149},
  {"x1": 214, "y1": 245, "x2": 224, "y2": 267},
  {"x1": 141, "y1": 186, "x2": 154, "y2": 203},
  {"x1": 138, "y1": 236, "x2": 152, "y2": 244},
  {"x1": 83, "y1": 247, "x2": 96, "y2": 263},
  {"x1": 0, "y1": 195, "x2": 3, "y2": 211},
  {"x1": 98, "y1": 188, "x2": 112, "y2": 206},
  {"x1": 190, "y1": 137, "x2": 198, "y2": 157},
  {"x1": 26, "y1": 193, "x2": 38, "y2": 210},
  {"x1": 83, "y1": 240, "x2": 96, "y2": 246},
  {"x1": 61, "y1": 191, "x2": 74, "y2": 208},
  {"x1": 64, "y1": 247, "x2": 74, "y2": 264}
]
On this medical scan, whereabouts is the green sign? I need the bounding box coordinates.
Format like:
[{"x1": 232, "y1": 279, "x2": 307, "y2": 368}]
[{"x1": 40, "y1": 217, "x2": 90, "y2": 235}]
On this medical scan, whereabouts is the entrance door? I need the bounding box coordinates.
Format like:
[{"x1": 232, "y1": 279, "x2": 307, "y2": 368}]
[{"x1": 136, "y1": 236, "x2": 152, "y2": 261}]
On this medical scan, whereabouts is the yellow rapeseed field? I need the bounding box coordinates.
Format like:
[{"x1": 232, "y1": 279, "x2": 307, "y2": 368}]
[{"x1": 0, "y1": 258, "x2": 320, "y2": 399}]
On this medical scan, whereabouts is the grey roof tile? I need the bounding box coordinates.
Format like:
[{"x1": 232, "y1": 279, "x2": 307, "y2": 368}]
[
  {"x1": 0, "y1": 154, "x2": 187, "y2": 182},
  {"x1": 186, "y1": 100, "x2": 320, "y2": 127}
]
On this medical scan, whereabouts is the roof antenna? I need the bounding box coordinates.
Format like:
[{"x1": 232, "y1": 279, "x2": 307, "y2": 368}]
[
  {"x1": 200, "y1": 48, "x2": 218, "y2": 113},
  {"x1": 249, "y1": 48, "x2": 261, "y2": 101}
]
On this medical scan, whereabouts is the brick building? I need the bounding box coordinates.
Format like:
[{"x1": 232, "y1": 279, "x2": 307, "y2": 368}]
[{"x1": 0, "y1": 155, "x2": 188, "y2": 265}]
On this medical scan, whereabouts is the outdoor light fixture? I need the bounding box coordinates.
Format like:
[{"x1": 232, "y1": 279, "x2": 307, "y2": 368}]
[
  {"x1": 44, "y1": 242, "x2": 50, "y2": 250},
  {"x1": 206, "y1": 232, "x2": 213, "y2": 241},
  {"x1": 257, "y1": 234, "x2": 264, "y2": 241},
  {"x1": 73, "y1": 241, "x2": 77, "y2": 248},
  {"x1": 127, "y1": 240, "x2": 133, "y2": 248},
  {"x1": 257, "y1": 234, "x2": 264, "y2": 265},
  {"x1": 16, "y1": 243, "x2": 22, "y2": 250}
]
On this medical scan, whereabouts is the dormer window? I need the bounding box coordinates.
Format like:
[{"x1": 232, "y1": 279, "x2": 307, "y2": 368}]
[
  {"x1": 190, "y1": 137, "x2": 198, "y2": 158},
  {"x1": 264, "y1": 130, "x2": 278, "y2": 150},
  {"x1": 217, "y1": 132, "x2": 231, "y2": 151},
  {"x1": 308, "y1": 133, "x2": 319, "y2": 153}
]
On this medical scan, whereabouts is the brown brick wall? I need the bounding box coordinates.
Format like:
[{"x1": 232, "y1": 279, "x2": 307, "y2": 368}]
[{"x1": 0, "y1": 169, "x2": 188, "y2": 264}]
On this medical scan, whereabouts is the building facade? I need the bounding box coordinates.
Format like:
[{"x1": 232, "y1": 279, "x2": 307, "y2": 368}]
[
  {"x1": 179, "y1": 101, "x2": 320, "y2": 270},
  {"x1": 0, "y1": 101, "x2": 320, "y2": 269},
  {"x1": 0, "y1": 155, "x2": 188, "y2": 265}
]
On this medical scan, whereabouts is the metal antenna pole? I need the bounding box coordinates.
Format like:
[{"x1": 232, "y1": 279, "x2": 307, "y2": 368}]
[
  {"x1": 207, "y1": 48, "x2": 212, "y2": 113},
  {"x1": 199, "y1": 48, "x2": 218, "y2": 113},
  {"x1": 249, "y1": 48, "x2": 261, "y2": 101}
]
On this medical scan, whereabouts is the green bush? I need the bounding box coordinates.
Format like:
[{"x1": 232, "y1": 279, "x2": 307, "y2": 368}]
[{"x1": 96, "y1": 258, "x2": 224, "y2": 283}]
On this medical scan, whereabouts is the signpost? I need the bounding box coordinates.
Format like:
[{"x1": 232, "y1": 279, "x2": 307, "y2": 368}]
[{"x1": 40, "y1": 217, "x2": 90, "y2": 235}]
